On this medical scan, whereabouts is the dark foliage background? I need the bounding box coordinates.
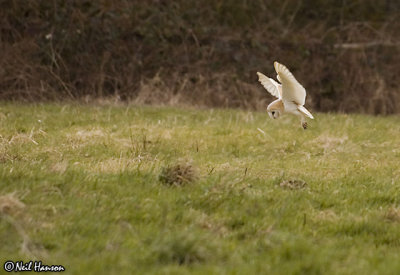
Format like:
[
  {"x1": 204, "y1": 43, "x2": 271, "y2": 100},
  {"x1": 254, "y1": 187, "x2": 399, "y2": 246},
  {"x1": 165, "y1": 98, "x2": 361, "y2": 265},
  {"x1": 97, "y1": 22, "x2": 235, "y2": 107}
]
[{"x1": 1, "y1": 0, "x2": 399, "y2": 113}]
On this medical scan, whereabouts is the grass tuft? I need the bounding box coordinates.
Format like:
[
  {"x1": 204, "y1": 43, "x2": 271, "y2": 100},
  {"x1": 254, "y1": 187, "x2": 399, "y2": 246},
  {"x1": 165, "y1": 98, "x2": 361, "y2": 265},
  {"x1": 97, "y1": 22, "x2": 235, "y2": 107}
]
[
  {"x1": 159, "y1": 162, "x2": 197, "y2": 186},
  {"x1": 149, "y1": 231, "x2": 216, "y2": 265},
  {"x1": 279, "y1": 179, "x2": 307, "y2": 189},
  {"x1": 0, "y1": 193, "x2": 25, "y2": 216},
  {"x1": 384, "y1": 208, "x2": 400, "y2": 223}
]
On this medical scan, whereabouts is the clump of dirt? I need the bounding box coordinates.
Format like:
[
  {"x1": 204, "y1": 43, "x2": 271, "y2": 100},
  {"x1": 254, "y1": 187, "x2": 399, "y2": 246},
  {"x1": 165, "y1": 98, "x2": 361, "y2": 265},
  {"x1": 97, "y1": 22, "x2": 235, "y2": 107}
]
[
  {"x1": 159, "y1": 163, "x2": 197, "y2": 186},
  {"x1": 280, "y1": 179, "x2": 307, "y2": 189}
]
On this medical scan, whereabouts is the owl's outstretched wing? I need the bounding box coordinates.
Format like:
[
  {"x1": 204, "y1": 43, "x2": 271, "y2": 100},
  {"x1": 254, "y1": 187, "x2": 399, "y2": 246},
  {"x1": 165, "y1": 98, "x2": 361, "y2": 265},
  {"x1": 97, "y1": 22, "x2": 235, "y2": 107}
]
[
  {"x1": 274, "y1": 62, "x2": 306, "y2": 106},
  {"x1": 257, "y1": 72, "x2": 282, "y2": 99}
]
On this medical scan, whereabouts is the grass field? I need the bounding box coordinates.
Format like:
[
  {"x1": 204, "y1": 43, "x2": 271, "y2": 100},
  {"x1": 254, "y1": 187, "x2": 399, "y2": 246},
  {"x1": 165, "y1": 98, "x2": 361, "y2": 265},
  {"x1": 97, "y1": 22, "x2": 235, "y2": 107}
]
[{"x1": 1, "y1": 103, "x2": 400, "y2": 274}]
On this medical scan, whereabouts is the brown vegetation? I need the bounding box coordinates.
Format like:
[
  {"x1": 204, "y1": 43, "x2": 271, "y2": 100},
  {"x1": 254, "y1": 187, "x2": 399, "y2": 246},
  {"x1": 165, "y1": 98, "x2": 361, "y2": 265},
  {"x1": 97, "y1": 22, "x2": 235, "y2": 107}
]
[
  {"x1": 159, "y1": 163, "x2": 197, "y2": 186},
  {"x1": 0, "y1": 0, "x2": 399, "y2": 113}
]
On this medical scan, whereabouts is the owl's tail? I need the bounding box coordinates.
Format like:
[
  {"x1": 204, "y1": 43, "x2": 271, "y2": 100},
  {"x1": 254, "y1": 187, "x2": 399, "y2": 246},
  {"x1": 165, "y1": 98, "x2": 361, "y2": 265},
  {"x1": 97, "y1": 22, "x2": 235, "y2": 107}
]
[{"x1": 297, "y1": 106, "x2": 314, "y2": 119}]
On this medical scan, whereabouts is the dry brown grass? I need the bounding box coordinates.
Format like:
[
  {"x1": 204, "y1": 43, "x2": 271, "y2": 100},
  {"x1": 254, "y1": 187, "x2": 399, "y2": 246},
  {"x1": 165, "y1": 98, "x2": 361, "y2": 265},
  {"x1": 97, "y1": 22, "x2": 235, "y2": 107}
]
[
  {"x1": 0, "y1": 1, "x2": 399, "y2": 113},
  {"x1": 384, "y1": 207, "x2": 400, "y2": 223},
  {"x1": 159, "y1": 162, "x2": 197, "y2": 186},
  {"x1": 0, "y1": 193, "x2": 25, "y2": 216},
  {"x1": 0, "y1": 193, "x2": 47, "y2": 258},
  {"x1": 279, "y1": 179, "x2": 307, "y2": 190}
]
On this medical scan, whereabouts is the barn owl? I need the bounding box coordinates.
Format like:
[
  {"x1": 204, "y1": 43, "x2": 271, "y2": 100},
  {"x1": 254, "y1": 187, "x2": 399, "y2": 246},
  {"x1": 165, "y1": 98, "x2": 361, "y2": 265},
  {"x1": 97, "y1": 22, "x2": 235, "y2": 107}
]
[{"x1": 257, "y1": 62, "x2": 314, "y2": 129}]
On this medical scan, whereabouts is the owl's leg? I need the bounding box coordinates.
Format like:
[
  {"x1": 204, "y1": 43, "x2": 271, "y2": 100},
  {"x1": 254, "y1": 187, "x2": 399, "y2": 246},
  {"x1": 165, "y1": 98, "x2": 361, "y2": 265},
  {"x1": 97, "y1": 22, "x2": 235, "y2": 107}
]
[{"x1": 300, "y1": 115, "x2": 307, "y2": 129}]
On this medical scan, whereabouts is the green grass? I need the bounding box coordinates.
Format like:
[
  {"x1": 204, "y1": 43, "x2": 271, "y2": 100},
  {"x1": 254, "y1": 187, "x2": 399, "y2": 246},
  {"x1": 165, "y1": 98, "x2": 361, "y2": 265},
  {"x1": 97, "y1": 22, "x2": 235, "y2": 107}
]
[{"x1": 1, "y1": 103, "x2": 400, "y2": 274}]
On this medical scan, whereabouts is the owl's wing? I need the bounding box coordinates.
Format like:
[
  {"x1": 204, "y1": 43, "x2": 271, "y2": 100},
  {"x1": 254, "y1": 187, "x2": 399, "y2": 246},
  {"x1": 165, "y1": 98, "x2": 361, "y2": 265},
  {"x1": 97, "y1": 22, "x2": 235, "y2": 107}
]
[
  {"x1": 274, "y1": 62, "x2": 306, "y2": 106},
  {"x1": 257, "y1": 72, "x2": 282, "y2": 99}
]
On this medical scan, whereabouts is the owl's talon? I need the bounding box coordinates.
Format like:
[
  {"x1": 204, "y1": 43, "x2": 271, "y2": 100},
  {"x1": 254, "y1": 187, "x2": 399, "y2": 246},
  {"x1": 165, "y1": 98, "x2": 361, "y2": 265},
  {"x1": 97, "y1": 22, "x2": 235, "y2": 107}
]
[{"x1": 302, "y1": 122, "x2": 308, "y2": 129}]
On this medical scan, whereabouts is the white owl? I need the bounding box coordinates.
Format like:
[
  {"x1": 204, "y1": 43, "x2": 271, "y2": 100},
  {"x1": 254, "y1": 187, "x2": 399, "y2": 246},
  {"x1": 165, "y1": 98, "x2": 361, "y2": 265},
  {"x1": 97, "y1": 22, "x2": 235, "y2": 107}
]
[{"x1": 257, "y1": 61, "x2": 314, "y2": 129}]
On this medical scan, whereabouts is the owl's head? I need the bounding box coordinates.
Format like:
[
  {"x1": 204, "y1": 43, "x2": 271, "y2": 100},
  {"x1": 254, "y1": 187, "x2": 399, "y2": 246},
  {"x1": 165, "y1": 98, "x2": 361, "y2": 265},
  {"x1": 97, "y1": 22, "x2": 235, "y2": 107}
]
[
  {"x1": 267, "y1": 100, "x2": 284, "y2": 119},
  {"x1": 267, "y1": 109, "x2": 281, "y2": 119}
]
